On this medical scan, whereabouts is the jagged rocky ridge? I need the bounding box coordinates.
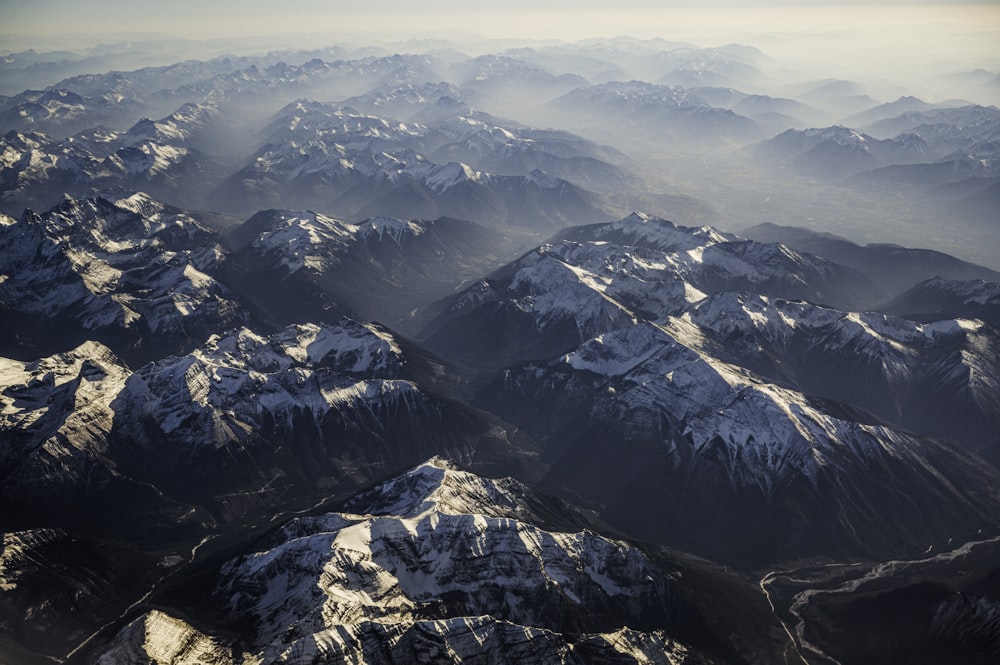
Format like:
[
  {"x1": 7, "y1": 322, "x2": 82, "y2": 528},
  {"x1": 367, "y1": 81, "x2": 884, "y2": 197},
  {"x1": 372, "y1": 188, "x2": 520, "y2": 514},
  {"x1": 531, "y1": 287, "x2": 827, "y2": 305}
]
[
  {"x1": 422, "y1": 212, "x2": 878, "y2": 368},
  {"x1": 0, "y1": 318, "x2": 529, "y2": 537},
  {"x1": 481, "y1": 317, "x2": 1000, "y2": 564},
  {"x1": 0, "y1": 191, "x2": 247, "y2": 363},
  {"x1": 225, "y1": 208, "x2": 515, "y2": 331},
  {"x1": 0, "y1": 102, "x2": 223, "y2": 214},
  {"x1": 209, "y1": 100, "x2": 616, "y2": 228},
  {"x1": 93, "y1": 458, "x2": 776, "y2": 665},
  {"x1": 415, "y1": 213, "x2": 1000, "y2": 564}
]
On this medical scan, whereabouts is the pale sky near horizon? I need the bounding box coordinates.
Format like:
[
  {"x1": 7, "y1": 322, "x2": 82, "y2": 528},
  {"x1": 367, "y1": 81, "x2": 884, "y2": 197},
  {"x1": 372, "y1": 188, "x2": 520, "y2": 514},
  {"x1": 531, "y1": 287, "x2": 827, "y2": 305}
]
[
  {"x1": 2, "y1": 1, "x2": 999, "y2": 81},
  {"x1": 2, "y1": 1, "x2": 998, "y2": 40}
]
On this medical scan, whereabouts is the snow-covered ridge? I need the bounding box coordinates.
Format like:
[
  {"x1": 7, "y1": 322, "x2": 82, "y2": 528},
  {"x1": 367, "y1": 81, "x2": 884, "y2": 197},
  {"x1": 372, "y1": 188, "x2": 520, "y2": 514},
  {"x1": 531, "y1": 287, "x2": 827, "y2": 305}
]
[
  {"x1": 233, "y1": 98, "x2": 608, "y2": 221},
  {"x1": 590, "y1": 211, "x2": 734, "y2": 251},
  {"x1": 800, "y1": 125, "x2": 870, "y2": 147},
  {"x1": 556, "y1": 80, "x2": 707, "y2": 110},
  {"x1": 267, "y1": 100, "x2": 432, "y2": 149},
  {"x1": 687, "y1": 290, "x2": 960, "y2": 350},
  {"x1": 245, "y1": 209, "x2": 354, "y2": 271},
  {"x1": 344, "y1": 457, "x2": 543, "y2": 521},
  {"x1": 124, "y1": 320, "x2": 412, "y2": 439},
  {"x1": 356, "y1": 215, "x2": 426, "y2": 242},
  {"x1": 0, "y1": 341, "x2": 129, "y2": 492},
  {"x1": 341, "y1": 81, "x2": 467, "y2": 119},
  {"x1": 217, "y1": 458, "x2": 675, "y2": 663},
  {"x1": 407, "y1": 160, "x2": 481, "y2": 191},
  {"x1": 552, "y1": 319, "x2": 921, "y2": 492},
  {"x1": 0, "y1": 315, "x2": 453, "y2": 520},
  {"x1": 437, "y1": 212, "x2": 873, "y2": 355},
  {"x1": 0, "y1": 88, "x2": 103, "y2": 131},
  {"x1": 116, "y1": 101, "x2": 217, "y2": 146},
  {"x1": 1, "y1": 102, "x2": 216, "y2": 203},
  {"x1": 0, "y1": 340, "x2": 127, "y2": 431},
  {"x1": 679, "y1": 290, "x2": 999, "y2": 443},
  {"x1": 0, "y1": 193, "x2": 242, "y2": 334},
  {"x1": 96, "y1": 610, "x2": 232, "y2": 665},
  {"x1": 0, "y1": 317, "x2": 412, "y2": 463},
  {"x1": 756, "y1": 124, "x2": 940, "y2": 174},
  {"x1": 238, "y1": 208, "x2": 437, "y2": 273}
]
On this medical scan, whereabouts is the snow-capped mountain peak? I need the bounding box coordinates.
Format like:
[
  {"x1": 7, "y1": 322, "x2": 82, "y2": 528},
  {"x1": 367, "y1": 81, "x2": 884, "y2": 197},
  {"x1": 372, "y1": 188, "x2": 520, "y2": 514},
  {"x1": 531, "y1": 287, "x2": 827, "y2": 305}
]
[
  {"x1": 0, "y1": 193, "x2": 243, "y2": 344},
  {"x1": 243, "y1": 210, "x2": 354, "y2": 272},
  {"x1": 413, "y1": 160, "x2": 481, "y2": 191},
  {"x1": 356, "y1": 215, "x2": 425, "y2": 242},
  {"x1": 215, "y1": 458, "x2": 676, "y2": 663},
  {"x1": 343, "y1": 457, "x2": 541, "y2": 521},
  {"x1": 801, "y1": 124, "x2": 870, "y2": 148},
  {"x1": 122, "y1": 318, "x2": 413, "y2": 439}
]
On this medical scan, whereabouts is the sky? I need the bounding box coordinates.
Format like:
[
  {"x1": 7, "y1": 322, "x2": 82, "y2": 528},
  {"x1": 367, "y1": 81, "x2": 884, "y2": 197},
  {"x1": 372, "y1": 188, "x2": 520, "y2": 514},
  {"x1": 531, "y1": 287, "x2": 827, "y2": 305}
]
[
  {"x1": 2, "y1": 1, "x2": 998, "y2": 42},
  {"x1": 1, "y1": 1, "x2": 999, "y2": 84}
]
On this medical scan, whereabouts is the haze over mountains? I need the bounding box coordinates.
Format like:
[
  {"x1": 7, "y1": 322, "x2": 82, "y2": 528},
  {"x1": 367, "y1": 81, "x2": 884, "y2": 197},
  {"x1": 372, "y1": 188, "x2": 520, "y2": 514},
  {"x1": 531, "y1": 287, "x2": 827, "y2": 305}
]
[{"x1": 2, "y1": 19, "x2": 1000, "y2": 665}]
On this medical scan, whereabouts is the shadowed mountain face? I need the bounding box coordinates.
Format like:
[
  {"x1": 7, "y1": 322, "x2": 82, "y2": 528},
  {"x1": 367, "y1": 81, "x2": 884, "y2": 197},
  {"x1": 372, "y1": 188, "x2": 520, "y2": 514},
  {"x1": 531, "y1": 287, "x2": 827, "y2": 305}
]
[
  {"x1": 90, "y1": 458, "x2": 780, "y2": 665},
  {"x1": 206, "y1": 100, "x2": 621, "y2": 228},
  {"x1": 751, "y1": 125, "x2": 934, "y2": 179},
  {"x1": 741, "y1": 222, "x2": 1000, "y2": 298},
  {"x1": 224, "y1": 209, "x2": 519, "y2": 333},
  {"x1": 477, "y1": 316, "x2": 1000, "y2": 565},
  {"x1": 1, "y1": 319, "x2": 534, "y2": 539},
  {"x1": 421, "y1": 213, "x2": 880, "y2": 369},
  {"x1": 879, "y1": 277, "x2": 1000, "y2": 325},
  {"x1": 417, "y1": 214, "x2": 1000, "y2": 566},
  {"x1": 0, "y1": 192, "x2": 248, "y2": 365}
]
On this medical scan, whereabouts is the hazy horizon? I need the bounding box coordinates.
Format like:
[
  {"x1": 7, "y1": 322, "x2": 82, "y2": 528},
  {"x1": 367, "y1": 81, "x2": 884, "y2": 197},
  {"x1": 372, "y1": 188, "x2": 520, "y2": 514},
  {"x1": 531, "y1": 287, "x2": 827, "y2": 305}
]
[
  {"x1": 3, "y1": 1, "x2": 999, "y2": 96},
  {"x1": 1, "y1": 0, "x2": 998, "y2": 266}
]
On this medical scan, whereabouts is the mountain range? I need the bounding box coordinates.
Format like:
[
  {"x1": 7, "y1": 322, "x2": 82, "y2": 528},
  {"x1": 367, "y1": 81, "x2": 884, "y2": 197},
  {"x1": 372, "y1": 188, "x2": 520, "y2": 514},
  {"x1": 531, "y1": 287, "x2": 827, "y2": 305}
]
[{"x1": 2, "y1": 36, "x2": 999, "y2": 665}]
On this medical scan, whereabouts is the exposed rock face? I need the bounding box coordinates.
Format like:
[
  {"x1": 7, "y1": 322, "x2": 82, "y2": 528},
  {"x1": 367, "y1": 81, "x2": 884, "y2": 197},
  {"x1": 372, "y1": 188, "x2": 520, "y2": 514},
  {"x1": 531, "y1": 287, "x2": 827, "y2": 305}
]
[
  {"x1": 91, "y1": 458, "x2": 737, "y2": 665},
  {"x1": 1, "y1": 315, "x2": 534, "y2": 540},
  {"x1": 0, "y1": 192, "x2": 246, "y2": 363},
  {"x1": 209, "y1": 101, "x2": 614, "y2": 228},
  {"x1": 482, "y1": 316, "x2": 1000, "y2": 564},
  {"x1": 0, "y1": 529, "x2": 154, "y2": 659},
  {"x1": 422, "y1": 213, "x2": 877, "y2": 368},
  {"x1": 96, "y1": 610, "x2": 233, "y2": 665},
  {"x1": 416, "y1": 214, "x2": 1000, "y2": 566},
  {"x1": 225, "y1": 208, "x2": 511, "y2": 331}
]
